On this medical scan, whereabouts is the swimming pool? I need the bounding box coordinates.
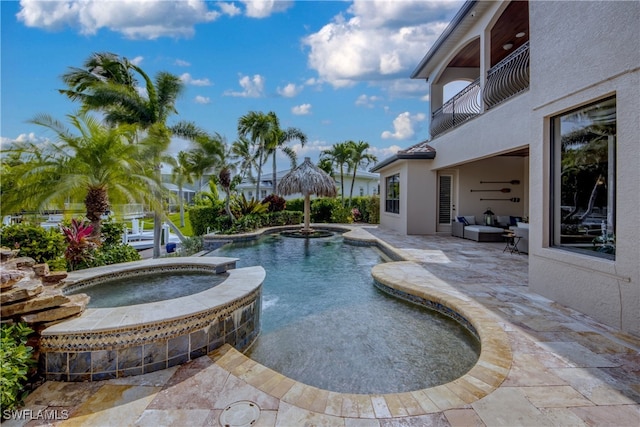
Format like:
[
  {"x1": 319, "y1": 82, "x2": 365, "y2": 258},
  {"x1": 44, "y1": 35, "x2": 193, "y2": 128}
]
[{"x1": 209, "y1": 233, "x2": 480, "y2": 394}]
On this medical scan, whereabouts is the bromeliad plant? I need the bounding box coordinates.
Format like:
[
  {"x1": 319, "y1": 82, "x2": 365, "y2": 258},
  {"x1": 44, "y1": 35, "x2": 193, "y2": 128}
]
[{"x1": 61, "y1": 219, "x2": 97, "y2": 271}]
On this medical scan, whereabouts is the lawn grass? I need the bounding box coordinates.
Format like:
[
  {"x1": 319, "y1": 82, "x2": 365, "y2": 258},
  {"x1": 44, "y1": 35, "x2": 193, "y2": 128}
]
[{"x1": 167, "y1": 212, "x2": 193, "y2": 237}]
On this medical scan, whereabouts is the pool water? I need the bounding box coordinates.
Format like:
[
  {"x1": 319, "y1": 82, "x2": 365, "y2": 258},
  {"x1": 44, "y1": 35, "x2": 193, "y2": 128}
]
[
  {"x1": 68, "y1": 271, "x2": 227, "y2": 308},
  {"x1": 209, "y1": 233, "x2": 480, "y2": 394}
]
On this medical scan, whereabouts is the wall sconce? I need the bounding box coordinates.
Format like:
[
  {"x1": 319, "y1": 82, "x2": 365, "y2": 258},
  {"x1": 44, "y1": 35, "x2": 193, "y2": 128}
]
[{"x1": 502, "y1": 42, "x2": 514, "y2": 50}]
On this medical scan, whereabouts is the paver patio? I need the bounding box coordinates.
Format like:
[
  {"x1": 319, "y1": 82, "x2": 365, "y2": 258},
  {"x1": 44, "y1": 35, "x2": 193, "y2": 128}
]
[{"x1": 6, "y1": 227, "x2": 639, "y2": 426}]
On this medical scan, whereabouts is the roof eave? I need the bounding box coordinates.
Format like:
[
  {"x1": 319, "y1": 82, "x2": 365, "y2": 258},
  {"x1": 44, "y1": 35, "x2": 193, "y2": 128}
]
[
  {"x1": 410, "y1": 0, "x2": 477, "y2": 79},
  {"x1": 370, "y1": 152, "x2": 436, "y2": 172}
]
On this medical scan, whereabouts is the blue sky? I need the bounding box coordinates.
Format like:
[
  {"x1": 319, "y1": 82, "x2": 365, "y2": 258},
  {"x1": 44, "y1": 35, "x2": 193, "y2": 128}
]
[{"x1": 1, "y1": 0, "x2": 464, "y2": 172}]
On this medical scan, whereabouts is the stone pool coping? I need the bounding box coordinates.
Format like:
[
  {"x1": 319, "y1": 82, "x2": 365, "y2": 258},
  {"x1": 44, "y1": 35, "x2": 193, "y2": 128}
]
[
  {"x1": 39, "y1": 257, "x2": 265, "y2": 381},
  {"x1": 202, "y1": 225, "x2": 513, "y2": 416}
]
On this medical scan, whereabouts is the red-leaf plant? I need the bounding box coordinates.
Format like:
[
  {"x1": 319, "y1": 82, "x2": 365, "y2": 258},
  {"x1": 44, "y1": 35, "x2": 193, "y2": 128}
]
[{"x1": 61, "y1": 218, "x2": 98, "y2": 271}]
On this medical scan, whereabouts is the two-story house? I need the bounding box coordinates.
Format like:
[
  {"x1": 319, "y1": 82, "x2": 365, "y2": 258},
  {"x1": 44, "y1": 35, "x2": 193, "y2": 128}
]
[{"x1": 372, "y1": 1, "x2": 639, "y2": 336}]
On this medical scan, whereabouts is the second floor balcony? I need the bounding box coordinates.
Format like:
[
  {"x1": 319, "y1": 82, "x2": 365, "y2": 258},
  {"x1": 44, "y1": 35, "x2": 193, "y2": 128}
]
[{"x1": 430, "y1": 41, "x2": 530, "y2": 139}]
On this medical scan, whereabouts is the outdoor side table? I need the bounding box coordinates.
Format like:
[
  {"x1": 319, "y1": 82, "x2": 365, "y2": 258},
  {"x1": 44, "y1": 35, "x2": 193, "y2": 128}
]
[{"x1": 503, "y1": 233, "x2": 521, "y2": 254}]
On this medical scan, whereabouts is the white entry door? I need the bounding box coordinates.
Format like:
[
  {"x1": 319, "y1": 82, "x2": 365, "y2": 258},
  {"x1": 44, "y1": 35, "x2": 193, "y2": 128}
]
[{"x1": 437, "y1": 172, "x2": 456, "y2": 232}]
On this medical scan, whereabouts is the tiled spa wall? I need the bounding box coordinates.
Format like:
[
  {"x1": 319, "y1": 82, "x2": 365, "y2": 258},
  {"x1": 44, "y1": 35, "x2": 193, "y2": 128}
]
[{"x1": 40, "y1": 289, "x2": 261, "y2": 381}]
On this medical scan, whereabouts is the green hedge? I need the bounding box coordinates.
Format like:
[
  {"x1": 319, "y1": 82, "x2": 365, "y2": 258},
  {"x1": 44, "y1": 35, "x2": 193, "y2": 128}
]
[
  {"x1": 188, "y1": 204, "x2": 224, "y2": 236},
  {"x1": 225, "y1": 211, "x2": 303, "y2": 234},
  {"x1": 286, "y1": 196, "x2": 380, "y2": 224}
]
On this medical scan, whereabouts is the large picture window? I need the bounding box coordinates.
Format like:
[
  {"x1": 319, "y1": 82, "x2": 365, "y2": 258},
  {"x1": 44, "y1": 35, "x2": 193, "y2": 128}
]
[
  {"x1": 551, "y1": 96, "x2": 616, "y2": 259},
  {"x1": 385, "y1": 174, "x2": 400, "y2": 214}
]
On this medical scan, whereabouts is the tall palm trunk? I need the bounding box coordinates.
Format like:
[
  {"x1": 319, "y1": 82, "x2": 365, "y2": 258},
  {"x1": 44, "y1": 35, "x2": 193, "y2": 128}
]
[
  {"x1": 255, "y1": 148, "x2": 264, "y2": 200},
  {"x1": 85, "y1": 185, "x2": 109, "y2": 238},
  {"x1": 178, "y1": 185, "x2": 185, "y2": 227},
  {"x1": 272, "y1": 153, "x2": 277, "y2": 195},
  {"x1": 153, "y1": 165, "x2": 163, "y2": 258}
]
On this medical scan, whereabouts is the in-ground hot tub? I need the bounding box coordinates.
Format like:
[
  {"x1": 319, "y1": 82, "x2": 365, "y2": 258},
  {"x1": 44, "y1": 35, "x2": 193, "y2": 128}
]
[{"x1": 39, "y1": 257, "x2": 264, "y2": 381}]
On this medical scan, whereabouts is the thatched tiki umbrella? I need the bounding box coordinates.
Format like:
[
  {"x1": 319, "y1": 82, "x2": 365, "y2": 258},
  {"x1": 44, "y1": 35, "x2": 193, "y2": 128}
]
[{"x1": 277, "y1": 157, "x2": 337, "y2": 233}]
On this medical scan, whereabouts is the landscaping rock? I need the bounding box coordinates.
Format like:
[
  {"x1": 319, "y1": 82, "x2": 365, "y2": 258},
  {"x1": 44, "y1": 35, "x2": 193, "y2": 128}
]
[
  {"x1": 33, "y1": 263, "x2": 50, "y2": 276},
  {"x1": 1, "y1": 288, "x2": 71, "y2": 317},
  {"x1": 0, "y1": 279, "x2": 44, "y2": 304},
  {"x1": 1, "y1": 269, "x2": 26, "y2": 290},
  {"x1": 21, "y1": 294, "x2": 90, "y2": 324}
]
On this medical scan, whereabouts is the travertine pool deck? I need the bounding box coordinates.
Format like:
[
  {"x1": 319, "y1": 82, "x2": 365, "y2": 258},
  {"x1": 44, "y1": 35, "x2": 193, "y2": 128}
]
[{"x1": 8, "y1": 226, "x2": 639, "y2": 426}]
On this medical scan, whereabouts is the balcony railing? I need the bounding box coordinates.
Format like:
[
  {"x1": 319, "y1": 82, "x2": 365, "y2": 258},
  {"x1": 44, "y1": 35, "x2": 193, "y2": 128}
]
[
  {"x1": 429, "y1": 41, "x2": 530, "y2": 138},
  {"x1": 430, "y1": 78, "x2": 481, "y2": 138},
  {"x1": 484, "y1": 41, "x2": 530, "y2": 109}
]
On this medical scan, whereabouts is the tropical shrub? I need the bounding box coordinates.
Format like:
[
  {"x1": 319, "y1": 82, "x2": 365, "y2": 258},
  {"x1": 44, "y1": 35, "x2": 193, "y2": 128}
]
[
  {"x1": 89, "y1": 244, "x2": 140, "y2": 267},
  {"x1": 330, "y1": 205, "x2": 353, "y2": 224},
  {"x1": 231, "y1": 194, "x2": 268, "y2": 217},
  {"x1": 368, "y1": 196, "x2": 380, "y2": 224},
  {"x1": 180, "y1": 236, "x2": 204, "y2": 255},
  {"x1": 0, "y1": 323, "x2": 35, "y2": 411},
  {"x1": 61, "y1": 219, "x2": 97, "y2": 271},
  {"x1": 262, "y1": 194, "x2": 286, "y2": 212},
  {"x1": 0, "y1": 223, "x2": 66, "y2": 265},
  {"x1": 100, "y1": 219, "x2": 126, "y2": 246}
]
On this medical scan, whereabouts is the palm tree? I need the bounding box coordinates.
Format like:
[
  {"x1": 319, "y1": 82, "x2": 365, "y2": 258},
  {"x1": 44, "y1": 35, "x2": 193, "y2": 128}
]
[
  {"x1": 231, "y1": 136, "x2": 259, "y2": 184},
  {"x1": 320, "y1": 142, "x2": 352, "y2": 203},
  {"x1": 60, "y1": 52, "x2": 206, "y2": 257},
  {"x1": 346, "y1": 140, "x2": 377, "y2": 203},
  {"x1": 237, "y1": 111, "x2": 272, "y2": 200},
  {"x1": 2, "y1": 112, "x2": 154, "y2": 237},
  {"x1": 264, "y1": 112, "x2": 307, "y2": 195},
  {"x1": 188, "y1": 132, "x2": 225, "y2": 193},
  {"x1": 215, "y1": 144, "x2": 240, "y2": 221},
  {"x1": 168, "y1": 151, "x2": 195, "y2": 227}
]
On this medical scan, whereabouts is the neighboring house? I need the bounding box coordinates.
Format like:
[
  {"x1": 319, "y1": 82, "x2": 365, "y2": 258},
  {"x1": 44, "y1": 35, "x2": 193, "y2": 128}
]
[
  {"x1": 372, "y1": 1, "x2": 639, "y2": 336},
  {"x1": 236, "y1": 169, "x2": 380, "y2": 201}
]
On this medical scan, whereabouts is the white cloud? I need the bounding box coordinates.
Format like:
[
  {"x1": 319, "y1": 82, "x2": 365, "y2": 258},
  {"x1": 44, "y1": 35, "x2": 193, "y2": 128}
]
[
  {"x1": 355, "y1": 94, "x2": 382, "y2": 108},
  {"x1": 175, "y1": 59, "x2": 191, "y2": 67},
  {"x1": 1, "y1": 133, "x2": 50, "y2": 150},
  {"x1": 194, "y1": 96, "x2": 211, "y2": 104},
  {"x1": 240, "y1": 0, "x2": 293, "y2": 18},
  {"x1": 218, "y1": 2, "x2": 242, "y2": 17},
  {"x1": 277, "y1": 83, "x2": 302, "y2": 98},
  {"x1": 303, "y1": 0, "x2": 460, "y2": 87},
  {"x1": 130, "y1": 56, "x2": 144, "y2": 66},
  {"x1": 369, "y1": 144, "x2": 402, "y2": 159},
  {"x1": 290, "y1": 139, "x2": 332, "y2": 160},
  {"x1": 16, "y1": 0, "x2": 221, "y2": 39},
  {"x1": 381, "y1": 112, "x2": 426, "y2": 140},
  {"x1": 291, "y1": 104, "x2": 312, "y2": 115},
  {"x1": 180, "y1": 73, "x2": 212, "y2": 86},
  {"x1": 224, "y1": 74, "x2": 265, "y2": 98}
]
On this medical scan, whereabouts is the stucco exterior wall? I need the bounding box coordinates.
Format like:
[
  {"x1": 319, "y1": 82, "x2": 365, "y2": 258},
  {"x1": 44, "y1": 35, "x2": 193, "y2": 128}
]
[
  {"x1": 406, "y1": 161, "x2": 437, "y2": 235},
  {"x1": 455, "y1": 157, "x2": 527, "y2": 220},
  {"x1": 528, "y1": 1, "x2": 640, "y2": 335},
  {"x1": 378, "y1": 162, "x2": 408, "y2": 235},
  {"x1": 428, "y1": 92, "x2": 532, "y2": 169}
]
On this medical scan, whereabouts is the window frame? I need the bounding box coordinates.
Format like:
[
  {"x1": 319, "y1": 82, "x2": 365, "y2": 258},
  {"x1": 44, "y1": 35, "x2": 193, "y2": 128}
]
[
  {"x1": 550, "y1": 96, "x2": 616, "y2": 259},
  {"x1": 385, "y1": 174, "x2": 400, "y2": 214}
]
